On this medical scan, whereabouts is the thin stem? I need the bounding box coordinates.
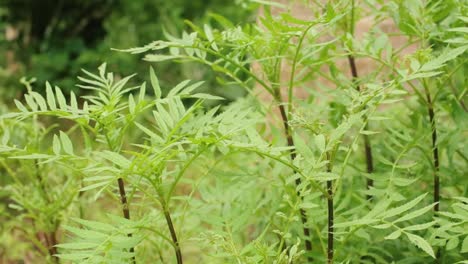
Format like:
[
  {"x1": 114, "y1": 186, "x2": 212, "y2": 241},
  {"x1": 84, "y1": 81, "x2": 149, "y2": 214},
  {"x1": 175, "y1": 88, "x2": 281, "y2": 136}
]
[
  {"x1": 326, "y1": 152, "x2": 334, "y2": 264},
  {"x1": 423, "y1": 86, "x2": 440, "y2": 212},
  {"x1": 347, "y1": 53, "x2": 374, "y2": 200},
  {"x1": 277, "y1": 98, "x2": 313, "y2": 261},
  {"x1": 117, "y1": 177, "x2": 135, "y2": 263},
  {"x1": 160, "y1": 197, "x2": 183, "y2": 264},
  {"x1": 346, "y1": 0, "x2": 374, "y2": 200},
  {"x1": 106, "y1": 133, "x2": 135, "y2": 263},
  {"x1": 424, "y1": 80, "x2": 440, "y2": 263},
  {"x1": 49, "y1": 231, "x2": 59, "y2": 263}
]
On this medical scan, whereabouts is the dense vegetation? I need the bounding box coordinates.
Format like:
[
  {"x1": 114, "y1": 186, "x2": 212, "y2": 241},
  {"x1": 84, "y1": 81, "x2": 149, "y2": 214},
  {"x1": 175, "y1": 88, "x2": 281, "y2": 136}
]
[{"x1": 0, "y1": 0, "x2": 467, "y2": 263}]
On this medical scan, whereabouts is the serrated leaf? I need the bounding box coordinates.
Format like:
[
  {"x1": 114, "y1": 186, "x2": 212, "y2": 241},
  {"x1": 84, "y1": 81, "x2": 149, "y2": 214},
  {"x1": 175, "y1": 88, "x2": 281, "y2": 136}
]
[
  {"x1": 189, "y1": 93, "x2": 224, "y2": 100},
  {"x1": 447, "y1": 27, "x2": 468, "y2": 34},
  {"x1": 97, "y1": 151, "x2": 131, "y2": 168},
  {"x1": 403, "y1": 221, "x2": 437, "y2": 231},
  {"x1": 385, "y1": 229, "x2": 402, "y2": 240},
  {"x1": 72, "y1": 218, "x2": 115, "y2": 232},
  {"x1": 394, "y1": 203, "x2": 435, "y2": 223},
  {"x1": 406, "y1": 233, "x2": 435, "y2": 258},
  {"x1": 55, "y1": 242, "x2": 98, "y2": 250},
  {"x1": 383, "y1": 193, "x2": 427, "y2": 219},
  {"x1": 64, "y1": 225, "x2": 107, "y2": 240},
  {"x1": 204, "y1": 24, "x2": 218, "y2": 51},
  {"x1": 80, "y1": 181, "x2": 110, "y2": 192},
  {"x1": 11, "y1": 154, "x2": 53, "y2": 159},
  {"x1": 360, "y1": 130, "x2": 379, "y2": 135},
  {"x1": 55, "y1": 253, "x2": 90, "y2": 261},
  {"x1": 334, "y1": 218, "x2": 379, "y2": 228},
  {"x1": 406, "y1": 71, "x2": 443, "y2": 80},
  {"x1": 300, "y1": 202, "x2": 318, "y2": 209},
  {"x1": 84, "y1": 175, "x2": 115, "y2": 182},
  {"x1": 315, "y1": 134, "x2": 326, "y2": 152}
]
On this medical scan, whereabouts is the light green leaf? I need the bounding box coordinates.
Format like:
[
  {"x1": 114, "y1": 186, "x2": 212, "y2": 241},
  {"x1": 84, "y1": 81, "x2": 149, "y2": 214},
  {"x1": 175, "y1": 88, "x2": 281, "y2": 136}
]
[
  {"x1": 10, "y1": 154, "x2": 53, "y2": 159},
  {"x1": 462, "y1": 235, "x2": 468, "y2": 253},
  {"x1": 60, "y1": 131, "x2": 74, "y2": 155},
  {"x1": 52, "y1": 135, "x2": 61, "y2": 155},
  {"x1": 128, "y1": 94, "x2": 135, "y2": 114},
  {"x1": 383, "y1": 193, "x2": 427, "y2": 219},
  {"x1": 80, "y1": 181, "x2": 110, "y2": 192},
  {"x1": 46, "y1": 82, "x2": 57, "y2": 110},
  {"x1": 55, "y1": 86, "x2": 67, "y2": 110},
  {"x1": 406, "y1": 233, "x2": 435, "y2": 258},
  {"x1": 394, "y1": 203, "x2": 435, "y2": 223},
  {"x1": 204, "y1": 24, "x2": 218, "y2": 51},
  {"x1": 448, "y1": 27, "x2": 468, "y2": 34},
  {"x1": 149, "y1": 67, "x2": 161, "y2": 99},
  {"x1": 97, "y1": 151, "x2": 131, "y2": 168},
  {"x1": 403, "y1": 221, "x2": 437, "y2": 231},
  {"x1": 446, "y1": 237, "x2": 459, "y2": 251},
  {"x1": 300, "y1": 202, "x2": 318, "y2": 209},
  {"x1": 385, "y1": 229, "x2": 402, "y2": 240},
  {"x1": 14, "y1": 100, "x2": 28, "y2": 112},
  {"x1": 360, "y1": 130, "x2": 379, "y2": 135},
  {"x1": 189, "y1": 93, "x2": 224, "y2": 100},
  {"x1": 55, "y1": 242, "x2": 98, "y2": 250},
  {"x1": 315, "y1": 134, "x2": 326, "y2": 152}
]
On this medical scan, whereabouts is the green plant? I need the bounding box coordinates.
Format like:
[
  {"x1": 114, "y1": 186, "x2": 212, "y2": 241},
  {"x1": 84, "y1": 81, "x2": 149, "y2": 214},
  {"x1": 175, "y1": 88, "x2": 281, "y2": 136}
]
[{"x1": 1, "y1": 0, "x2": 467, "y2": 263}]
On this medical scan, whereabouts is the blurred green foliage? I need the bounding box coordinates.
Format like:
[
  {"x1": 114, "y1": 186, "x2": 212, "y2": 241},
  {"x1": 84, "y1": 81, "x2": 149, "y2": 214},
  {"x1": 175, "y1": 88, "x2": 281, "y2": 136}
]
[{"x1": 0, "y1": 0, "x2": 255, "y2": 100}]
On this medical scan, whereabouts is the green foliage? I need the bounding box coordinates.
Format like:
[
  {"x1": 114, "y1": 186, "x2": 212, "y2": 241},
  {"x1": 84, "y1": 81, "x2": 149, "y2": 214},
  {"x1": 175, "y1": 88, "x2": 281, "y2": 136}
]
[
  {"x1": 0, "y1": 0, "x2": 255, "y2": 100},
  {"x1": 0, "y1": 0, "x2": 467, "y2": 263}
]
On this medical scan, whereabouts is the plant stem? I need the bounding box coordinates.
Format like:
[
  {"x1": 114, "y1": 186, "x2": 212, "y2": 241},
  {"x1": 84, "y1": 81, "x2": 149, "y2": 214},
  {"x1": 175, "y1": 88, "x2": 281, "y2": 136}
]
[
  {"x1": 423, "y1": 82, "x2": 440, "y2": 263},
  {"x1": 49, "y1": 231, "x2": 59, "y2": 263},
  {"x1": 164, "y1": 211, "x2": 183, "y2": 264},
  {"x1": 347, "y1": 55, "x2": 374, "y2": 200},
  {"x1": 423, "y1": 86, "x2": 440, "y2": 212},
  {"x1": 117, "y1": 177, "x2": 135, "y2": 263},
  {"x1": 277, "y1": 98, "x2": 313, "y2": 261},
  {"x1": 160, "y1": 197, "x2": 183, "y2": 264},
  {"x1": 347, "y1": 0, "x2": 374, "y2": 200},
  {"x1": 326, "y1": 152, "x2": 333, "y2": 264}
]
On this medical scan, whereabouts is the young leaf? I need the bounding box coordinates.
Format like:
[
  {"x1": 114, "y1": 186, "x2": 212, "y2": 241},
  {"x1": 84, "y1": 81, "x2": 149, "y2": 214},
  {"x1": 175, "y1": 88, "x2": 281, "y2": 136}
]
[
  {"x1": 406, "y1": 233, "x2": 435, "y2": 258},
  {"x1": 149, "y1": 67, "x2": 161, "y2": 99},
  {"x1": 59, "y1": 131, "x2": 74, "y2": 155},
  {"x1": 46, "y1": 82, "x2": 57, "y2": 110},
  {"x1": 385, "y1": 229, "x2": 402, "y2": 240},
  {"x1": 383, "y1": 193, "x2": 427, "y2": 219},
  {"x1": 53, "y1": 135, "x2": 61, "y2": 155}
]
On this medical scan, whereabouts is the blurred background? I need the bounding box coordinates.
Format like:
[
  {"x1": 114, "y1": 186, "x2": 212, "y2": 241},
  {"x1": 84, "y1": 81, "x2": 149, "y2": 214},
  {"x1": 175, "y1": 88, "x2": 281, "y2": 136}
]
[{"x1": 0, "y1": 0, "x2": 257, "y2": 102}]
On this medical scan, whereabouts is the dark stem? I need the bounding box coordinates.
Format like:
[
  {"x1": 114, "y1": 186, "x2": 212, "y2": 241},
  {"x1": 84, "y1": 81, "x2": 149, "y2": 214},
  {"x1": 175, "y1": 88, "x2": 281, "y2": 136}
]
[
  {"x1": 424, "y1": 85, "x2": 440, "y2": 264},
  {"x1": 163, "y1": 208, "x2": 183, "y2": 264},
  {"x1": 424, "y1": 89, "x2": 440, "y2": 211},
  {"x1": 117, "y1": 177, "x2": 135, "y2": 263},
  {"x1": 326, "y1": 153, "x2": 334, "y2": 264},
  {"x1": 49, "y1": 231, "x2": 59, "y2": 263},
  {"x1": 277, "y1": 99, "x2": 313, "y2": 261},
  {"x1": 347, "y1": 55, "x2": 374, "y2": 199}
]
